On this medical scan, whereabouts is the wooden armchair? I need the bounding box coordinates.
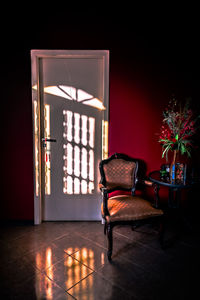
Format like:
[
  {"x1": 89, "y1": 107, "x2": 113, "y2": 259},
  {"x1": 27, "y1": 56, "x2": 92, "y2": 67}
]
[{"x1": 99, "y1": 153, "x2": 164, "y2": 260}]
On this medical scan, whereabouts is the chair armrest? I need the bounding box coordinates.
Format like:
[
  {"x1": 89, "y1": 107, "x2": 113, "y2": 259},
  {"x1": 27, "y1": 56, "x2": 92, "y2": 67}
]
[
  {"x1": 144, "y1": 180, "x2": 153, "y2": 187},
  {"x1": 98, "y1": 183, "x2": 105, "y2": 190},
  {"x1": 137, "y1": 179, "x2": 161, "y2": 208},
  {"x1": 136, "y1": 178, "x2": 153, "y2": 187}
]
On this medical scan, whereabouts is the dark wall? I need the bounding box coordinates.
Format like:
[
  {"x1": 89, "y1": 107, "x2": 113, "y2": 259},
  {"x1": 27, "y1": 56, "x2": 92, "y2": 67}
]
[{"x1": 2, "y1": 7, "x2": 200, "y2": 220}]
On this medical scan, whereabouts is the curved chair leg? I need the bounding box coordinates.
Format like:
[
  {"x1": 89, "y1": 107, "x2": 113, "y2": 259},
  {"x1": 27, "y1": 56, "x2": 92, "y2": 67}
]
[
  {"x1": 107, "y1": 223, "x2": 113, "y2": 261},
  {"x1": 104, "y1": 221, "x2": 107, "y2": 235}
]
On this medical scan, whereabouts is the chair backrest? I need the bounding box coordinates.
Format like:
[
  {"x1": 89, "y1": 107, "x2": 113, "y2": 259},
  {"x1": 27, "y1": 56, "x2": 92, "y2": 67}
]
[{"x1": 99, "y1": 153, "x2": 138, "y2": 193}]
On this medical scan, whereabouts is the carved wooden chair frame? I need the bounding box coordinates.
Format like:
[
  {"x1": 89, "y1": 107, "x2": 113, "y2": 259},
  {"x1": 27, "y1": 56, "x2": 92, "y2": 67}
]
[{"x1": 99, "y1": 153, "x2": 164, "y2": 260}]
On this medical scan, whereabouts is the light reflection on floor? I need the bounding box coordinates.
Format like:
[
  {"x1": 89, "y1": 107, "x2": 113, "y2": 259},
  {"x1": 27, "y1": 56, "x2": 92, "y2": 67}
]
[
  {"x1": 35, "y1": 245, "x2": 105, "y2": 299},
  {"x1": 65, "y1": 247, "x2": 94, "y2": 294},
  {"x1": 2, "y1": 221, "x2": 198, "y2": 299},
  {"x1": 35, "y1": 247, "x2": 53, "y2": 299}
]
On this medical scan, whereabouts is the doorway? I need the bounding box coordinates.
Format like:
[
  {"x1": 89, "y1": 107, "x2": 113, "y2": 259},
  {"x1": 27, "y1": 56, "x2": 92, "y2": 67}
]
[{"x1": 31, "y1": 50, "x2": 109, "y2": 224}]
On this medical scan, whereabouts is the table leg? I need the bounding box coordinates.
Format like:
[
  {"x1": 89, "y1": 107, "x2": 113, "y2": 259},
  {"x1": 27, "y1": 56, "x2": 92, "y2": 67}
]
[
  {"x1": 168, "y1": 188, "x2": 174, "y2": 208},
  {"x1": 168, "y1": 188, "x2": 181, "y2": 208},
  {"x1": 153, "y1": 183, "x2": 160, "y2": 208},
  {"x1": 175, "y1": 189, "x2": 181, "y2": 208}
]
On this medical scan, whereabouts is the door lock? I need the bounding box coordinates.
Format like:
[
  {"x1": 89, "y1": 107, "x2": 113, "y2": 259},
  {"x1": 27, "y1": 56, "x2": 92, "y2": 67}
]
[
  {"x1": 42, "y1": 138, "x2": 56, "y2": 147},
  {"x1": 42, "y1": 138, "x2": 57, "y2": 142}
]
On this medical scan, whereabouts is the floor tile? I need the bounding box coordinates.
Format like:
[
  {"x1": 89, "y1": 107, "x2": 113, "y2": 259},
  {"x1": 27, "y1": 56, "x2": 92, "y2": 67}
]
[
  {"x1": 33, "y1": 221, "x2": 72, "y2": 240},
  {"x1": 0, "y1": 257, "x2": 40, "y2": 300},
  {"x1": 68, "y1": 271, "x2": 134, "y2": 300},
  {"x1": 34, "y1": 272, "x2": 74, "y2": 300},
  {"x1": 52, "y1": 233, "x2": 94, "y2": 255},
  {"x1": 44, "y1": 254, "x2": 94, "y2": 291},
  {"x1": 0, "y1": 241, "x2": 28, "y2": 267},
  {"x1": 8, "y1": 231, "x2": 49, "y2": 254},
  {"x1": 96, "y1": 257, "x2": 158, "y2": 299},
  {"x1": 0, "y1": 222, "x2": 35, "y2": 243},
  {"x1": 115, "y1": 224, "x2": 159, "y2": 246},
  {"x1": 110, "y1": 235, "x2": 170, "y2": 272},
  {"x1": 0, "y1": 255, "x2": 37, "y2": 286},
  {"x1": 24, "y1": 243, "x2": 68, "y2": 271},
  {"x1": 1, "y1": 270, "x2": 74, "y2": 300},
  {"x1": 71, "y1": 242, "x2": 107, "y2": 271},
  {"x1": 53, "y1": 232, "x2": 108, "y2": 271},
  {"x1": 75, "y1": 224, "x2": 108, "y2": 250}
]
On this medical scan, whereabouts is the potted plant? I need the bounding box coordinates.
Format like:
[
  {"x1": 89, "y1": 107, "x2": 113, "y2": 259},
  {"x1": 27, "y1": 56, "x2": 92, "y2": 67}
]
[{"x1": 158, "y1": 97, "x2": 200, "y2": 179}]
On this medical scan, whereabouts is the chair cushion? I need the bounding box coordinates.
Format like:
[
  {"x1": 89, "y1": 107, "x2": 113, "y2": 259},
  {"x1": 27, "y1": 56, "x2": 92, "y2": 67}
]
[{"x1": 101, "y1": 194, "x2": 163, "y2": 222}]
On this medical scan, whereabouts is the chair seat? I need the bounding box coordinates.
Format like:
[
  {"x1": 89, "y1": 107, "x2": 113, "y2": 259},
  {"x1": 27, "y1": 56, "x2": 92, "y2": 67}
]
[{"x1": 101, "y1": 194, "x2": 163, "y2": 222}]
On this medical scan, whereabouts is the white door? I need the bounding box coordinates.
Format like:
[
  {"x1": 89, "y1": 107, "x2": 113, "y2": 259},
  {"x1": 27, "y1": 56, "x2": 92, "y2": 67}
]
[{"x1": 31, "y1": 50, "x2": 109, "y2": 223}]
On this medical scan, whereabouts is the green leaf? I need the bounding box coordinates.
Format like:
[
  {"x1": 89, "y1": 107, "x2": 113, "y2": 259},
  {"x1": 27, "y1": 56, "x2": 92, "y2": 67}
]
[
  {"x1": 180, "y1": 144, "x2": 186, "y2": 154},
  {"x1": 162, "y1": 144, "x2": 172, "y2": 160},
  {"x1": 159, "y1": 139, "x2": 170, "y2": 143}
]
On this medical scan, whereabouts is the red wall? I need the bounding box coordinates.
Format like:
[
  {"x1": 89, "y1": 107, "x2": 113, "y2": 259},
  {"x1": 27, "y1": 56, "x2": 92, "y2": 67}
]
[
  {"x1": 109, "y1": 72, "x2": 163, "y2": 172},
  {"x1": 1, "y1": 11, "x2": 200, "y2": 221}
]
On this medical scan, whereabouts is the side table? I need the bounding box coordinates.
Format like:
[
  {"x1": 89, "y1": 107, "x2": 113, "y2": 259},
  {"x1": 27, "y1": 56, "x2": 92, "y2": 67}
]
[{"x1": 148, "y1": 170, "x2": 194, "y2": 209}]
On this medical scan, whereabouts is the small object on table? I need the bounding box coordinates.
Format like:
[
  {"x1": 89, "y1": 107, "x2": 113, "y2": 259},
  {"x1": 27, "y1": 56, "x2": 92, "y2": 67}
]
[{"x1": 160, "y1": 164, "x2": 170, "y2": 181}]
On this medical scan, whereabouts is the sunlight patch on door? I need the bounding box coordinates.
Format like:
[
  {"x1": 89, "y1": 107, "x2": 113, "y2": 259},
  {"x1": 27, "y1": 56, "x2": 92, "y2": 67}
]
[
  {"x1": 32, "y1": 84, "x2": 106, "y2": 110},
  {"x1": 63, "y1": 110, "x2": 95, "y2": 195},
  {"x1": 34, "y1": 101, "x2": 39, "y2": 196},
  {"x1": 34, "y1": 102, "x2": 51, "y2": 196},
  {"x1": 44, "y1": 105, "x2": 51, "y2": 195},
  {"x1": 102, "y1": 120, "x2": 109, "y2": 159}
]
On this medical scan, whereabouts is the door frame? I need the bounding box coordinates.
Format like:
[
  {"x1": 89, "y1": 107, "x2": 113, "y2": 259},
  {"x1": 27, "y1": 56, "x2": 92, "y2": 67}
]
[{"x1": 31, "y1": 50, "x2": 109, "y2": 224}]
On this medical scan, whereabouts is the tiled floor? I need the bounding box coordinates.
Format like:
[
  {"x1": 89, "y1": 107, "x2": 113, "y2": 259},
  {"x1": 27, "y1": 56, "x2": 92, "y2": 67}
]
[{"x1": 0, "y1": 217, "x2": 200, "y2": 299}]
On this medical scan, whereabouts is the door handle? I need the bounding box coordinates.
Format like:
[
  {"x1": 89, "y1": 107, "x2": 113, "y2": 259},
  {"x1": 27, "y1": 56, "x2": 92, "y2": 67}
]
[{"x1": 42, "y1": 138, "x2": 57, "y2": 143}]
